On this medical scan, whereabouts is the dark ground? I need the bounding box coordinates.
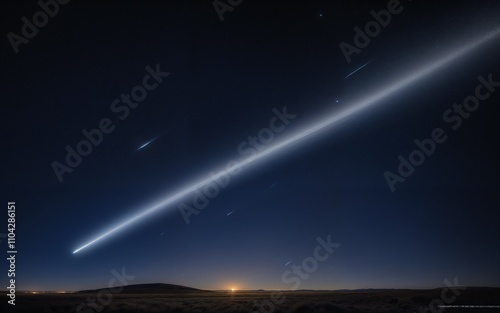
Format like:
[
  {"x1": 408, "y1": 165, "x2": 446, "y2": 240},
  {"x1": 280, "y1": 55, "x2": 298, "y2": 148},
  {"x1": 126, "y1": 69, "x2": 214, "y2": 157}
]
[{"x1": 2, "y1": 288, "x2": 499, "y2": 313}]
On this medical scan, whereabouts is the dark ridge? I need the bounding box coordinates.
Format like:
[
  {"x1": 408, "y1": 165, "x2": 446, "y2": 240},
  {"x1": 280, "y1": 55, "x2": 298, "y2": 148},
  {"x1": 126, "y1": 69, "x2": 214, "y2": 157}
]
[{"x1": 78, "y1": 283, "x2": 209, "y2": 294}]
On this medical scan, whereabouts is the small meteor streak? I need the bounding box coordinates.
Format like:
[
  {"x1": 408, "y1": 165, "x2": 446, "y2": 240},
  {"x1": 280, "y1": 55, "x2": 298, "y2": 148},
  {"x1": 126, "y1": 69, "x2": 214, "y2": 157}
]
[
  {"x1": 284, "y1": 260, "x2": 292, "y2": 266},
  {"x1": 73, "y1": 28, "x2": 500, "y2": 254},
  {"x1": 136, "y1": 137, "x2": 158, "y2": 151},
  {"x1": 227, "y1": 211, "x2": 234, "y2": 216},
  {"x1": 343, "y1": 59, "x2": 374, "y2": 80}
]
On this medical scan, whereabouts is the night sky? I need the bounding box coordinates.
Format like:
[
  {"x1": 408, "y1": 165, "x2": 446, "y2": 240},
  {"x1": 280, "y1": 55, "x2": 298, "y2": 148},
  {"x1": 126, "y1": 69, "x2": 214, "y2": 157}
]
[{"x1": 2, "y1": 0, "x2": 500, "y2": 292}]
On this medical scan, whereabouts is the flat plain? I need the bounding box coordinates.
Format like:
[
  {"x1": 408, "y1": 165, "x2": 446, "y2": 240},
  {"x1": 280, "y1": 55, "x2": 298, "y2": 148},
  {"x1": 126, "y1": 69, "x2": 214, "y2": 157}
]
[{"x1": 2, "y1": 287, "x2": 499, "y2": 313}]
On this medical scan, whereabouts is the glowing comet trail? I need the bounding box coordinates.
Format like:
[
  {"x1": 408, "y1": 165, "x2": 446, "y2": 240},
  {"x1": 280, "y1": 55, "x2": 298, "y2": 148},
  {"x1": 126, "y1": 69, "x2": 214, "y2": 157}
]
[
  {"x1": 73, "y1": 29, "x2": 500, "y2": 254},
  {"x1": 344, "y1": 59, "x2": 374, "y2": 79},
  {"x1": 137, "y1": 136, "x2": 158, "y2": 151}
]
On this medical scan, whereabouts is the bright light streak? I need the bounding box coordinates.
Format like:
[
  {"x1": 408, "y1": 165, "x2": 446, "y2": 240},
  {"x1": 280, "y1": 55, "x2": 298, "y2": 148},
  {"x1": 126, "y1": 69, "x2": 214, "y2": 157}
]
[
  {"x1": 73, "y1": 28, "x2": 500, "y2": 254},
  {"x1": 344, "y1": 59, "x2": 375, "y2": 79},
  {"x1": 137, "y1": 137, "x2": 158, "y2": 151}
]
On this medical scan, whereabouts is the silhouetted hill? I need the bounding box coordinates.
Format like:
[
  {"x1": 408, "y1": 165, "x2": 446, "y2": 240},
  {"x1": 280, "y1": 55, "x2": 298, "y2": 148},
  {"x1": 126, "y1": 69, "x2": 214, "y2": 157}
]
[{"x1": 78, "y1": 283, "x2": 209, "y2": 294}]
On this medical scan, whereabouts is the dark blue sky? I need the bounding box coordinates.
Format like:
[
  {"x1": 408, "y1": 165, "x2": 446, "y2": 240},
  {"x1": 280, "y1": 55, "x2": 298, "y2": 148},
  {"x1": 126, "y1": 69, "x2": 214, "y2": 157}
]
[{"x1": 1, "y1": 0, "x2": 500, "y2": 291}]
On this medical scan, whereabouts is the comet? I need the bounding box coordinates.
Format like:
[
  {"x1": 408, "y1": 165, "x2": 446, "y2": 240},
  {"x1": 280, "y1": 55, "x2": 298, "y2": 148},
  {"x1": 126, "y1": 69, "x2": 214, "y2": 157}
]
[
  {"x1": 72, "y1": 28, "x2": 500, "y2": 254},
  {"x1": 343, "y1": 58, "x2": 375, "y2": 80},
  {"x1": 136, "y1": 137, "x2": 158, "y2": 151}
]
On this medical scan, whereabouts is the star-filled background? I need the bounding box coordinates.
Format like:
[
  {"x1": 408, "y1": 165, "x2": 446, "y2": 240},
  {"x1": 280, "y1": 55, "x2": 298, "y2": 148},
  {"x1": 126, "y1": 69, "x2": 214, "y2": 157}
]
[{"x1": 1, "y1": 0, "x2": 500, "y2": 292}]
